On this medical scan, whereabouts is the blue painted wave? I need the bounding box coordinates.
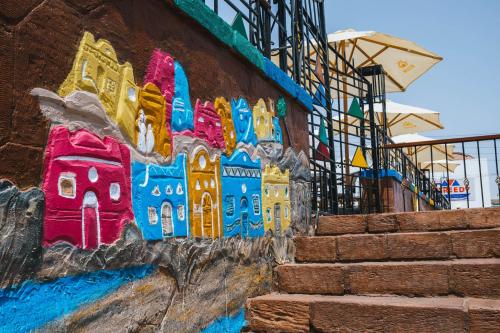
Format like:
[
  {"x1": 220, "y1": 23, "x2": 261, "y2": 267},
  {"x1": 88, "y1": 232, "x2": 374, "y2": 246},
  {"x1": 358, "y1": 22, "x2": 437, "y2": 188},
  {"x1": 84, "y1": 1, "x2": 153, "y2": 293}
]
[
  {"x1": 0, "y1": 265, "x2": 155, "y2": 333},
  {"x1": 200, "y1": 308, "x2": 246, "y2": 333}
]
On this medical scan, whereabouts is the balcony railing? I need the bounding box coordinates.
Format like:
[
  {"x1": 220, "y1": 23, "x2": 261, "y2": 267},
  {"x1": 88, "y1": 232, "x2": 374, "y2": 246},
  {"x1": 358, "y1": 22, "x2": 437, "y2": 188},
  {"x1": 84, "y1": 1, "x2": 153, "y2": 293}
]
[
  {"x1": 383, "y1": 134, "x2": 500, "y2": 209},
  {"x1": 198, "y1": 0, "x2": 497, "y2": 214}
]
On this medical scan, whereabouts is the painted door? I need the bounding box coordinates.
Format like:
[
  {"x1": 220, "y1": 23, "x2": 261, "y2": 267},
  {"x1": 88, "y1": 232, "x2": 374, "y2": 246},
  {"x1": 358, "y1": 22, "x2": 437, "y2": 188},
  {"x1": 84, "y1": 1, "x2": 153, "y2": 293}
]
[
  {"x1": 274, "y1": 203, "x2": 281, "y2": 235},
  {"x1": 161, "y1": 202, "x2": 173, "y2": 238},
  {"x1": 240, "y1": 197, "x2": 249, "y2": 237},
  {"x1": 82, "y1": 191, "x2": 99, "y2": 249},
  {"x1": 202, "y1": 193, "x2": 213, "y2": 238}
]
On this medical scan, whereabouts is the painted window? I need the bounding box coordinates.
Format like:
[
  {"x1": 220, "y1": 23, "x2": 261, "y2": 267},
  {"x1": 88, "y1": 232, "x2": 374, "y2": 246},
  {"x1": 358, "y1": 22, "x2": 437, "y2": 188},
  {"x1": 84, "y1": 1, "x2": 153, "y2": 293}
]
[
  {"x1": 178, "y1": 205, "x2": 185, "y2": 221},
  {"x1": 225, "y1": 196, "x2": 235, "y2": 216},
  {"x1": 252, "y1": 194, "x2": 261, "y2": 215},
  {"x1": 166, "y1": 185, "x2": 173, "y2": 195},
  {"x1": 265, "y1": 185, "x2": 269, "y2": 197},
  {"x1": 285, "y1": 206, "x2": 289, "y2": 219},
  {"x1": 148, "y1": 206, "x2": 158, "y2": 225},
  {"x1": 176, "y1": 183, "x2": 184, "y2": 194},
  {"x1": 88, "y1": 167, "x2": 98, "y2": 183},
  {"x1": 161, "y1": 202, "x2": 173, "y2": 237},
  {"x1": 266, "y1": 208, "x2": 272, "y2": 222},
  {"x1": 109, "y1": 183, "x2": 121, "y2": 201},
  {"x1": 58, "y1": 173, "x2": 76, "y2": 199},
  {"x1": 285, "y1": 186, "x2": 289, "y2": 198}
]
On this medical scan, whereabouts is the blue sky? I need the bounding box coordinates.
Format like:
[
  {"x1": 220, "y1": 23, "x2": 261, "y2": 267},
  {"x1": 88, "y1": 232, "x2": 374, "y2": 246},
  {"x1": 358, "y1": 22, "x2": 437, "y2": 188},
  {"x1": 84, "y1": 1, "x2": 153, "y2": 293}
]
[{"x1": 326, "y1": 0, "x2": 500, "y2": 138}]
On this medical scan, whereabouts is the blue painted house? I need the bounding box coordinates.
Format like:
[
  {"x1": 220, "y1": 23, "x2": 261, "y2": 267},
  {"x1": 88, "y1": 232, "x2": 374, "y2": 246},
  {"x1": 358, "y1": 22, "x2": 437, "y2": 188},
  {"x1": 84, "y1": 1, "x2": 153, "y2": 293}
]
[
  {"x1": 220, "y1": 148, "x2": 263, "y2": 238},
  {"x1": 131, "y1": 154, "x2": 190, "y2": 240},
  {"x1": 231, "y1": 97, "x2": 257, "y2": 146},
  {"x1": 272, "y1": 117, "x2": 283, "y2": 144},
  {"x1": 172, "y1": 61, "x2": 194, "y2": 132}
]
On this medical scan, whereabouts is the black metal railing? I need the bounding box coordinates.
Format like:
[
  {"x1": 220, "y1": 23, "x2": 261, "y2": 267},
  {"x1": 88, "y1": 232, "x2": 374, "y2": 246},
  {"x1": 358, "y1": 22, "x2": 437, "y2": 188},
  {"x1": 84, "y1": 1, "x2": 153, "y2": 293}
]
[
  {"x1": 201, "y1": 0, "x2": 383, "y2": 215},
  {"x1": 200, "y1": 0, "x2": 495, "y2": 215},
  {"x1": 383, "y1": 134, "x2": 500, "y2": 210}
]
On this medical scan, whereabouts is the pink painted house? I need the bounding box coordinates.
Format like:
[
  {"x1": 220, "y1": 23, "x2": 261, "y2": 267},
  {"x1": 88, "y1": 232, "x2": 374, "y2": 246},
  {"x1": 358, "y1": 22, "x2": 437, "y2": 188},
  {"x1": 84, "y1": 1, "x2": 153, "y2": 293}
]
[
  {"x1": 183, "y1": 99, "x2": 226, "y2": 149},
  {"x1": 42, "y1": 126, "x2": 133, "y2": 249},
  {"x1": 144, "y1": 49, "x2": 175, "y2": 138}
]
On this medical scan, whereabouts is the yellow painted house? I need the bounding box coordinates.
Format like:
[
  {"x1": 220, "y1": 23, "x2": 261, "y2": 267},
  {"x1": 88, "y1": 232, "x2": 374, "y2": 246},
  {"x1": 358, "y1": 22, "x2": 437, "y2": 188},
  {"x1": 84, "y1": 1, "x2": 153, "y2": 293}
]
[
  {"x1": 214, "y1": 97, "x2": 236, "y2": 156},
  {"x1": 187, "y1": 146, "x2": 222, "y2": 238},
  {"x1": 59, "y1": 31, "x2": 139, "y2": 141},
  {"x1": 261, "y1": 165, "x2": 291, "y2": 234},
  {"x1": 252, "y1": 98, "x2": 275, "y2": 141}
]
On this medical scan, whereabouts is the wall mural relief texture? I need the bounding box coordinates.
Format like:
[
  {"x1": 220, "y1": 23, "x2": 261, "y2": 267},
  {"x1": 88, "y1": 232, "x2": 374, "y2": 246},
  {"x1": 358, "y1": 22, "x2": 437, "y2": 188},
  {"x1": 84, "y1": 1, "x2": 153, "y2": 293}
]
[{"x1": 1, "y1": 29, "x2": 311, "y2": 333}]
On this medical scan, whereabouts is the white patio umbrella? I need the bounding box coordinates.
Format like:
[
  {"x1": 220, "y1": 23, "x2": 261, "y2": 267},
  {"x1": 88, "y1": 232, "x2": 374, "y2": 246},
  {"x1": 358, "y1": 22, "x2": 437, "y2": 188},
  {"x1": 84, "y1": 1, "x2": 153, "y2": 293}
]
[
  {"x1": 391, "y1": 133, "x2": 454, "y2": 163},
  {"x1": 330, "y1": 99, "x2": 444, "y2": 137}
]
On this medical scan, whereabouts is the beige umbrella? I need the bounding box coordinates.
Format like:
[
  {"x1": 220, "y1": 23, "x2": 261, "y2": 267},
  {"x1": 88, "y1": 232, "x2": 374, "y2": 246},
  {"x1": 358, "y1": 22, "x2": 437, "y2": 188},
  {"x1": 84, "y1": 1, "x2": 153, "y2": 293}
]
[
  {"x1": 391, "y1": 133, "x2": 454, "y2": 162},
  {"x1": 326, "y1": 29, "x2": 443, "y2": 93},
  {"x1": 419, "y1": 159, "x2": 460, "y2": 172}
]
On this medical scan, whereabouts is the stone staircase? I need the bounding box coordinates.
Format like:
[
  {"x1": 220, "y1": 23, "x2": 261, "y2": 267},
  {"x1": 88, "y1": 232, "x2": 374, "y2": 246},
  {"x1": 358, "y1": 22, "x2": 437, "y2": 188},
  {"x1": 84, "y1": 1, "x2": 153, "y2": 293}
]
[{"x1": 245, "y1": 208, "x2": 500, "y2": 332}]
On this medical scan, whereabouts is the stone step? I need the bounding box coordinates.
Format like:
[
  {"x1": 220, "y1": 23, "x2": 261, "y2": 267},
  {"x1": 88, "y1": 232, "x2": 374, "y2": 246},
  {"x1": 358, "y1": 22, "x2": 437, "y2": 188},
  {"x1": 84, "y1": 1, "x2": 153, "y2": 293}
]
[
  {"x1": 317, "y1": 207, "x2": 500, "y2": 236},
  {"x1": 295, "y1": 229, "x2": 500, "y2": 262},
  {"x1": 246, "y1": 294, "x2": 500, "y2": 333},
  {"x1": 276, "y1": 259, "x2": 500, "y2": 298}
]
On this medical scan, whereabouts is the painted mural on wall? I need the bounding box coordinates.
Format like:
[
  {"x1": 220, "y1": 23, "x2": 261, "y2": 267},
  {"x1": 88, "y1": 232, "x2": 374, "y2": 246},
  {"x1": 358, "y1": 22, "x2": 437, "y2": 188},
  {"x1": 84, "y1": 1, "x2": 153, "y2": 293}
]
[
  {"x1": 38, "y1": 31, "x2": 298, "y2": 247},
  {"x1": 2, "y1": 22, "x2": 312, "y2": 332}
]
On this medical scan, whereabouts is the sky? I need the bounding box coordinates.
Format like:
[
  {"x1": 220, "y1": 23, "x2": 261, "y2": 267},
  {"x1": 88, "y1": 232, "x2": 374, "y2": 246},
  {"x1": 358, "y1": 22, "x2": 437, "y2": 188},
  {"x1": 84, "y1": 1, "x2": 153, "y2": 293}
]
[{"x1": 325, "y1": 0, "x2": 500, "y2": 138}]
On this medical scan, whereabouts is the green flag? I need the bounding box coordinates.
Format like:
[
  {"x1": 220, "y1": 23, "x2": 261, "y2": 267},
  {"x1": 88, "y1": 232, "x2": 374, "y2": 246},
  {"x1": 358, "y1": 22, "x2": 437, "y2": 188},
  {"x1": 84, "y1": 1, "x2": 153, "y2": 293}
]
[
  {"x1": 231, "y1": 13, "x2": 247, "y2": 39},
  {"x1": 348, "y1": 97, "x2": 364, "y2": 119}
]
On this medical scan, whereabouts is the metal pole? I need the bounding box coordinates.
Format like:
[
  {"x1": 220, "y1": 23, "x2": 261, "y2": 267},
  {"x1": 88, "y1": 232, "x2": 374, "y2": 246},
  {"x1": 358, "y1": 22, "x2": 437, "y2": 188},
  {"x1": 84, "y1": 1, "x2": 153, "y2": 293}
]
[{"x1": 367, "y1": 84, "x2": 381, "y2": 212}]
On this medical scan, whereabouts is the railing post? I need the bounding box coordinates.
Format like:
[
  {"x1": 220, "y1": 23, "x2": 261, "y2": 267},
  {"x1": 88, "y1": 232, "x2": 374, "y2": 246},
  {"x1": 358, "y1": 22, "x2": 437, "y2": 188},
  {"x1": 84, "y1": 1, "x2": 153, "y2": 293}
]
[
  {"x1": 317, "y1": 0, "x2": 338, "y2": 214},
  {"x1": 291, "y1": 0, "x2": 301, "y2": 83},
  {"x1": 277, "y1": 0, "x2": 288, "y2": 72},
  {"x1": 367, "y1": 84, "x2": 381, "y2": 212}
]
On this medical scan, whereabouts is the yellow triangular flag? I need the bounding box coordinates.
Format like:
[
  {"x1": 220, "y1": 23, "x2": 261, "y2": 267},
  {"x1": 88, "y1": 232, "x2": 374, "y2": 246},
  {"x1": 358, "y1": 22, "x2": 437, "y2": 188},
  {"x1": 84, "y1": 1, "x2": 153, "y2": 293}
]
[{"x1": 352, "y1": 147, "x2": 369, "y2": 169}]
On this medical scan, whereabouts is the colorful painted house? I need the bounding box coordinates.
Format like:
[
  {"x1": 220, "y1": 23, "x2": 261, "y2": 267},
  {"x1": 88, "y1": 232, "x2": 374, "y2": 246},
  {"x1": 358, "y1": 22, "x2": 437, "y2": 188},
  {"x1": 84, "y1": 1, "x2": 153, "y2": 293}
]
[
  {"x1": 261, "y1": 165, "x2": 291, "y2": 235},
  {"x1": 135, "y1": 83, "x2": 171, "y2": 157},
  {"x1": 253, "y1": 98, "x2": 282, "y2": 143},
  {"x1": 220, "y1": 148, "x2": 263, "y2": 238},
  {"x1": 131, "y1": 154, "x2": 189, "y2": 240},
  {"x1": 187, "y1": 145, "x2": 222, "y2": 238},
  {"x1": 191, "y1": 100, "x2": 226, "y2": 149},
  {"x1": 58, "y1": 31, "x2": 139, "y2": 141},
  {"x1": 214, "y1": 97, "x2": 237, "y2": 155},
  {"x1": 172, "y1": 60, "x2": 194, "y2": 132},
  {"x1": 253, "y1": 98, "x2": 273, "y2": 141},
  {"x1": 231, "y1": 97, "x2": 257, "y2": 146},
  {"x1": 143, "y1": 49, "x2": 174, "y2": 139},
  {"x1": 42, "y1": 126, "x2": 133, "y2": 249}
]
